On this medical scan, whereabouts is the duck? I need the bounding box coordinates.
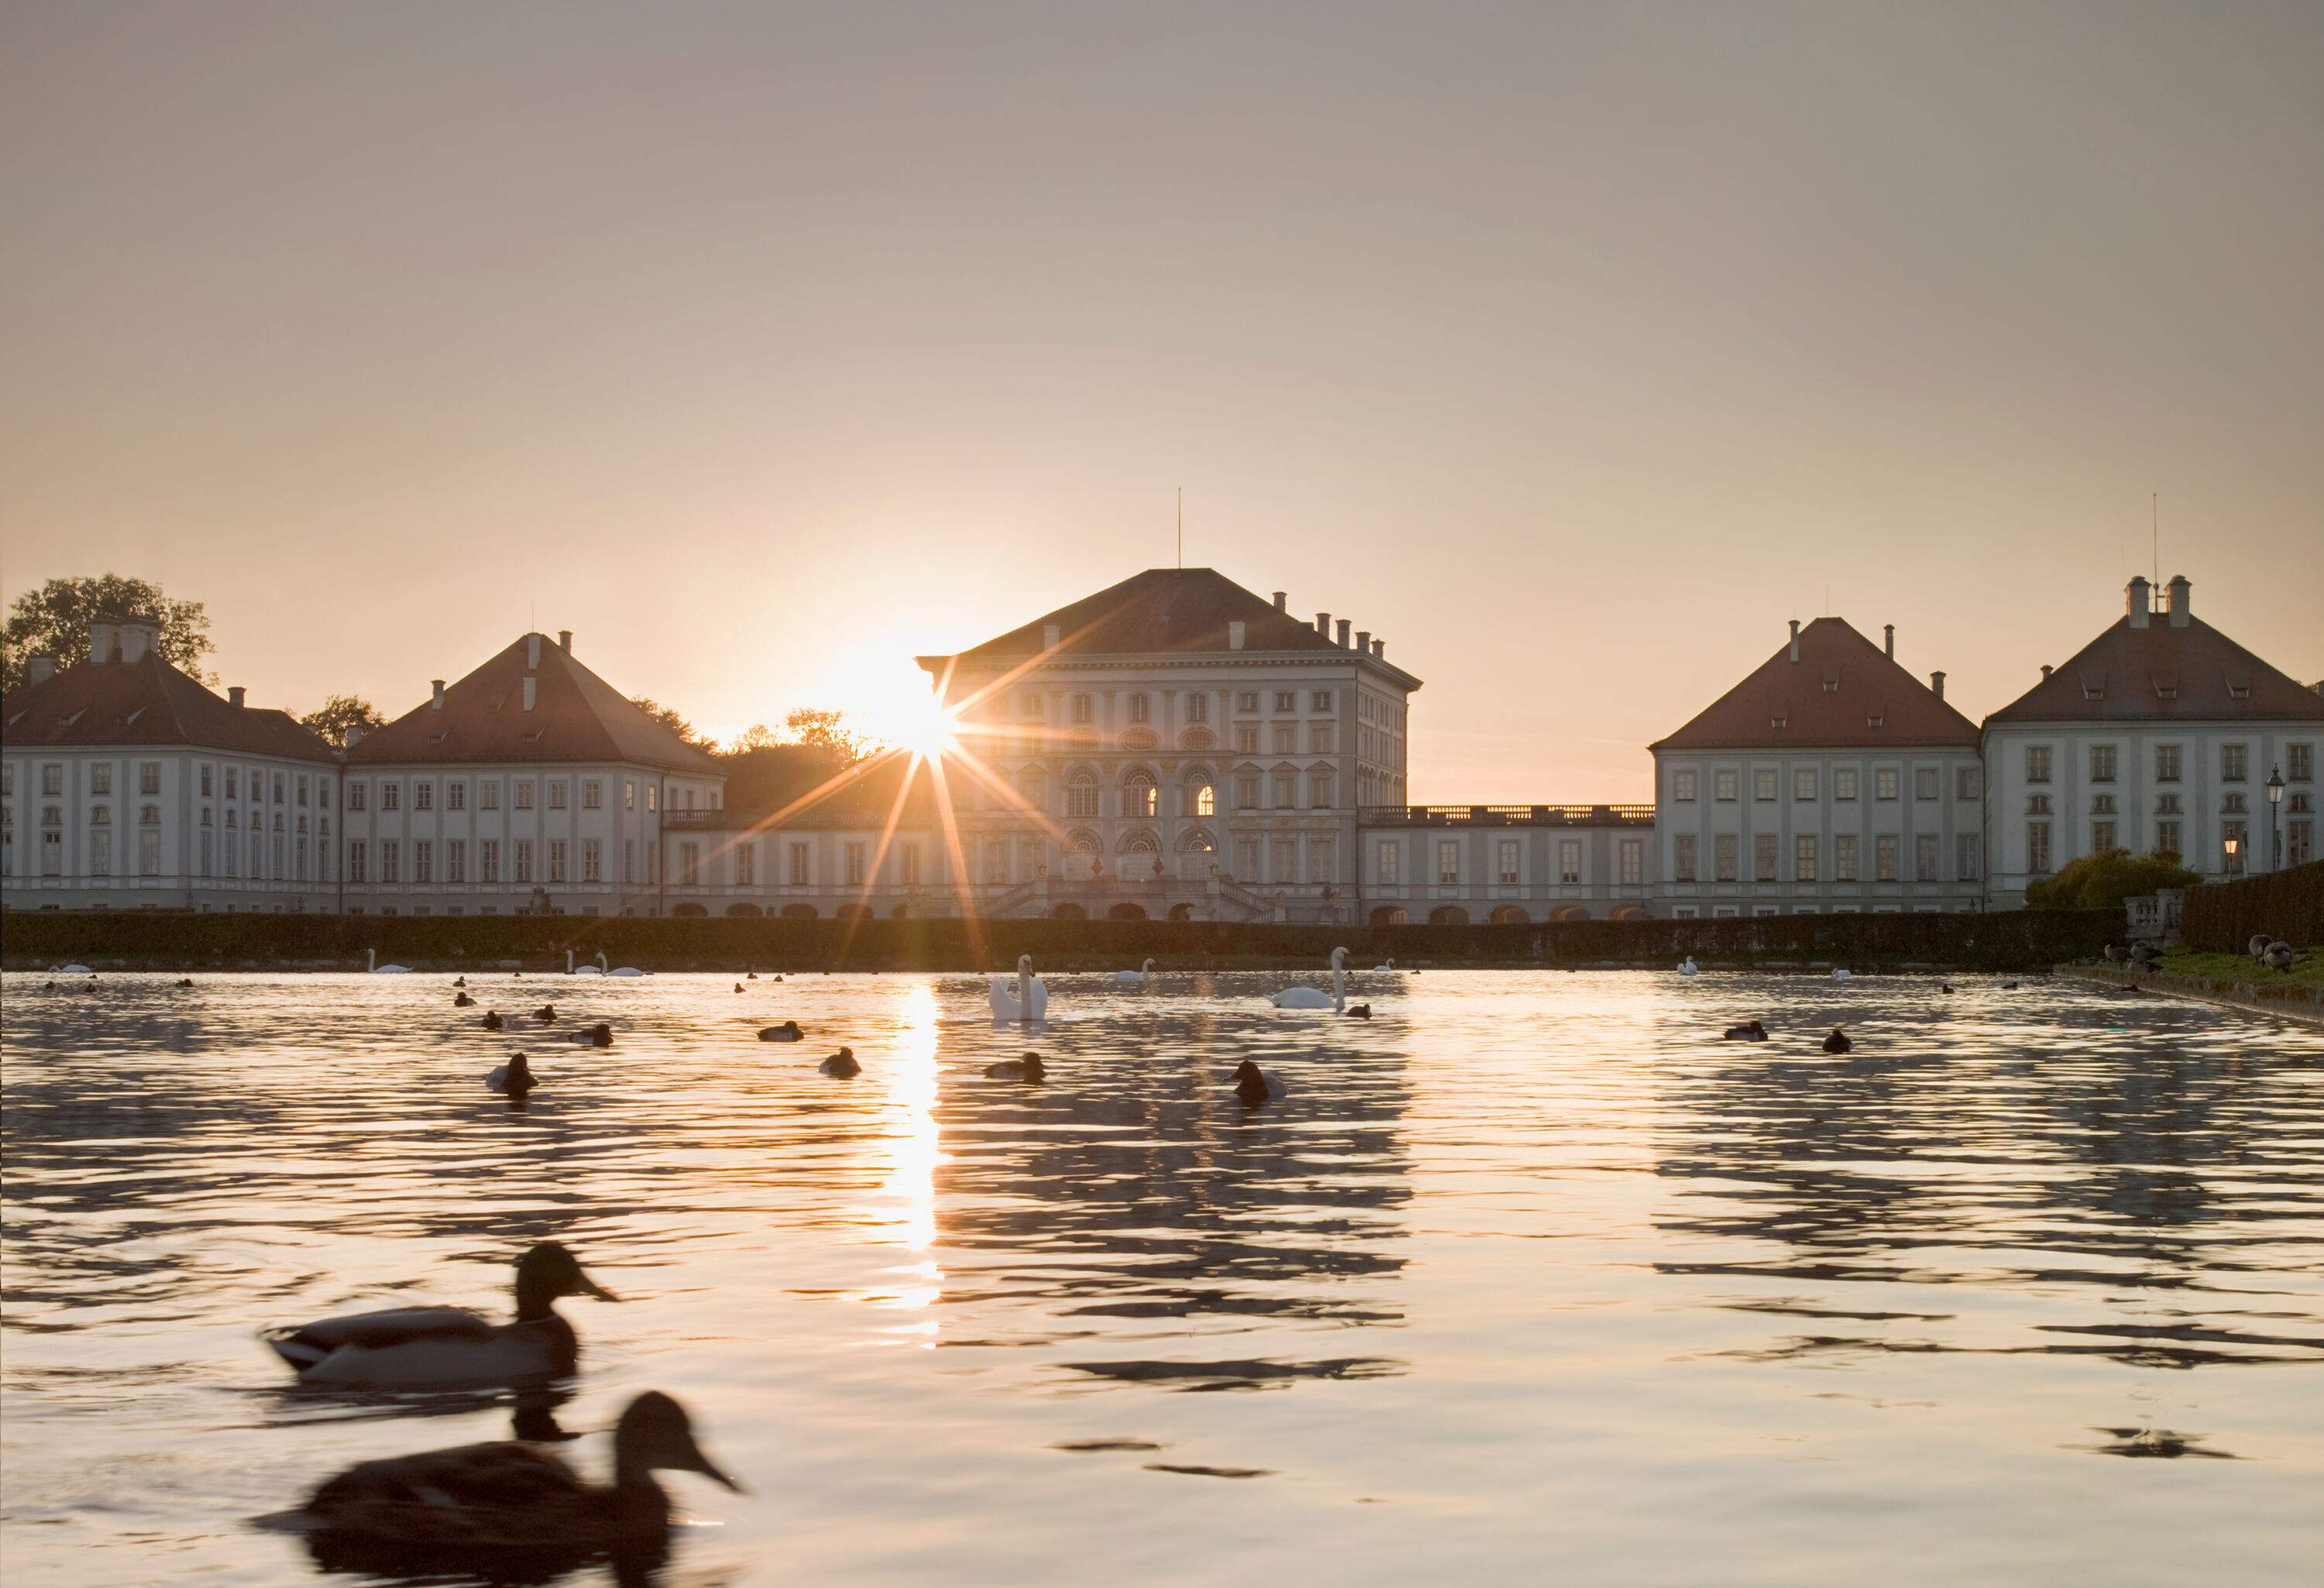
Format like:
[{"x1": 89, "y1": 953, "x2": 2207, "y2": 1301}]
[
  {"x1": 366, "y1": 949, "x2": 411, "y2": 974},
  {"x1": 1112, "y1": 957, "x2": 1157, "y2": 987},
  {"x1": 177, "y1": 978, "x2": 194, "y2": 988},
  {"x1": 989, "y1": 955, "x2": 1049, "y2": 1022},
  {"x1": 1343, "y1": 1002, "x2": 1373, "y2": 1019},
  {"x1": 984, "y1": 1052, "x2": 1047, "y2": 1081},
  {"x1": 1822, "y1": 1026, "x2": 1852, "y2": 1054},
  {"x1": 745, "y1": 970, "x2": 758, "y2": 980},
  {"x1": 487, "y1": 1054, "x2": 537, "y2": 1095},
  {"x1": 1372, "y1": 956, "x2": 1397, "y2": 972},
  {"x1": 1270, "y1": 947, "x2": 1348, "y2": 1011},
  {"x1": 289, "y1": 1390, "x2": 738, "y2": 1552},
  {"x1": 260, "y1": 1241, "x2": 620, "y2": 1387},
  {"x1": 533, "y1": 1005, "x2": 557, "y2": 1022},
  {"x1": 2001, "y1": 981, "x2": 2021, "y2": 991},
  {"x1": 1939, "y1": 983, "x2": 1956, "y2": 995},
  {"x1": 567, "y1": 1023, "x2": 613, "y2": 1047},
  {"x1": 454, "y1": 992, "x2": 476, "y2": 1008},
  {"x1": 1678, "y1": 957, "x2": 1699, "y2": 976},
  {"x1": 1232, "y1": 1060, "x2": 1287, "y2": 1107},
  {"x1": 758, "y1": 1021, "x2": 803, "y2": 1042},
  {"x1": 1724, "y1": 1020, "x2": 1769, "y2": 1042},
  {"x1": 481, "y1": 1009, "x2": 506, "y2": 1031},
  {"x1": 734, "y1": 983, "x2": 745, "y2": 993},
  {"x1": 453, "y1": 976, "x2": 468, "y2": 988},
  {"x1": 819, "y1": 1047, "x2": 861, "y2": 1078}
]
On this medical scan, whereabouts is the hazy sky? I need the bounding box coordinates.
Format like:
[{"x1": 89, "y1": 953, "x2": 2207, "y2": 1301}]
[{"x1": 5, "y1": 2, "x2": 2319, "y2": 799}]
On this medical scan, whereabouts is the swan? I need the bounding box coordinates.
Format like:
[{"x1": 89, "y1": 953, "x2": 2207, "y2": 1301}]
[
  {"x1": 260, "y1": 1242, "x2": 619, "y2": 1387},
  {"x1": 486, "y1": 1054, "x2": 537, "y2": 1095},
  {"x1": 1232, "y1": 1060, "x2": 1287, "y2": 1106},
  {"x1": 1822, "y1": 1026, "x2": 1852, "y2": 1054},
  {"x1": 57, "y1": 963, "x2": 93, "y2": 975},
  {"x1": 984, "y1": 1052, "x2": 1047, "y2": 1081},
  {"x1": 1372, "y1": 956, "x2": 1397, "y2": 972},
  {"x1": 284, "y1": 1390, "x2": 737, "y2": 1550},
  {"x1": 1269, "y1": 947, "x2": 1348, "y2": 1011},
  {"x1": 818, "y1": 1047, "x2": 861, "y2": 1078},
  {"x1": 1678, "y1": 957, "x2": 1698, "y2": 976},
  {"x1": 1112, "y1": 957, "x2": 1157, "y2": 987},
  {"x1": 566, "y1": 948, "x2": 604, "y2": 977},
  {"x1": 1831, "y1": 968, "x2": 1851, "y2": 981},
  {"x1": 599, "y1": 950, "x2": 645, "y2": 978},
  {"x1": 367, "y1": 949, "x2": 411, "y2": 974},
  {"x1": 989, "y1": 955, "x2": 1049, "y2": 1022}
]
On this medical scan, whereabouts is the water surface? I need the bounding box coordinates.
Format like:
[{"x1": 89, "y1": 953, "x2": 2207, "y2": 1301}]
[{"x1": 4, "y1": 969, "x2": 2321, "y2": 1586}]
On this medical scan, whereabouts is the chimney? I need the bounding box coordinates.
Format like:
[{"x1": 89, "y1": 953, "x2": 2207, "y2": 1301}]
[
  {"x1": 89, "y1": 620, "x2": 118, "y2": 665},
  {"x1": 522, "y1": 676, "x2": 537, "y2": 711},
  {"x1": 2165, "y1": 573, "x2": 2191, "y2": 627},
  {"x1": 1227, "y1": 620, "x2": 1246, "y2": 651},
  {"x1": 229, "y1": 686, "x2": 246, "y2": 707},
  {"x1": 1336, "y1": 618, "x2": 1352, "y2": 648},
  {"x1": 1930, "y1": 670, "x2": 1946, "y2": 702},
  {"x1": 431, "y1": 679, "x2": 446, "y2": 710},
  {"x1": 119, "y1": 617, "x2": 156, "y2": 665},
  {"x1": 1272, "y1": 591, "x2": 1287, "y2": 610},
  {"x1": 1787, "y1": 620, "x2": 1801, "y2": 663},
  {"x1": 1354, "y1": 629, "x2": 1370, "y2": 656},
  {"x1": 1373, "y1": 638, "x2": 1385, "y2": 658},
  {"x1": 2126, "y1": 575, "x2": 2151, "y2": 629},
  {"x1": 27, "y1": 654, "x2": 55, "y2": 687},
  {"x1": 2040, "y1": 664, "x2": 2053, "y2": 680},
  {"x1": 1041, "y1": 623, "x2": 1061, "y2": 650},
  {"x1": 558, "y1": 629, "x2": 572, "y2": 653},
  {"x1": 346, "y1": 723, "x2": 364, "y2": 748},
  {"x1": 1883, "y1": 624, "x2": 1895, "y2": 659},
  {"x1": 526, "y1": 634, "x2": 541, "y2": 669},
  {"x1": 1315, "y1": 611, "x2": 1330, "y2": 636}
]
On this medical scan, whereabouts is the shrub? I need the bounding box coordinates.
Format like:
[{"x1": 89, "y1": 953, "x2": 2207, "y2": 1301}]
[{"x1": 2023, "y1": 847, "x2": 2199, "y2": 913}]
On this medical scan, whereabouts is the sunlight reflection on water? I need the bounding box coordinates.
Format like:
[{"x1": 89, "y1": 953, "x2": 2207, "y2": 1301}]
[{"x1": 2, "y1": 968, "x2": 2321, "y2": 1587}]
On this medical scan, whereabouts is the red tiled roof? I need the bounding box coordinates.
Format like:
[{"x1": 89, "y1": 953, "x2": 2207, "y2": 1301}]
[
  {"x1": 2, "y1": 652, "x2": 336, "y2": 761},
  {"x1": 1650, "y1": 617, "x2": 1979, "y2": 752},
  {"x1": 350, "y1": 634, "x2": 721, "y2": 773},
  {"x1": 923, "y1": 568, "x2": 1410, "y2": 674},
  {"x1": 1985, "y1": 611, "x2": 2324, "y2": 724}
]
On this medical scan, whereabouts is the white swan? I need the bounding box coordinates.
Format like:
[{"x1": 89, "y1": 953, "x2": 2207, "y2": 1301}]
[
  {"x1": 367, "y1": 948, "x2": 411, "y2": 974},
  {"x1": 1372, "y1": 956, "x2": 1397, "y2": 972},
  {"x1": 600, "y1": 950, "x2": 645, "y2": 978},
  {"x1": 1270, "y1": 947, "x2": 1348, "y2": 1012},
  {"x1": 1112, "y1": 957, "x2": 1156, "y2": 987},
  {"x1": 989, "y1": 955, "x2": 1048, "y2": 1022},
  {"x1": 57, "y1": 963, "x2": 94, "y2": 975},
  {"x1": 1831, "y1": 967, "x2": 1851, "y2": 981},
  {"x1": 1678, "y1": 956, "x2": 1698, "y2": 976},
  {"x1": 567, "y1": 948, "x2": 604, "y2": 977}
]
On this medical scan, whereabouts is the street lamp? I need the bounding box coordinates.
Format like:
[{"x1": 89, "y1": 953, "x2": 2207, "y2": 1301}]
[
  {"x1": 2267, "y1": 766, "x2": 2286, "y2": 871},
  {"x1": 2223, "y1": 831, "x2": 2240, "y2": 876}
]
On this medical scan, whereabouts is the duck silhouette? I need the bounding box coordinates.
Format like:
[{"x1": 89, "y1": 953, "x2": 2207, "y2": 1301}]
[
  {"x1": 758, "y1": 1021, "x2": 803, "y2": 1042},
  {"x1": 1822, "y1": 1026, "x2": 1852, "y2": 1054},
  {"x1": 983, "y1": 1052, "x2": 1047, "y2": 1081},
  {"x1": 819, "y1": 1047, "x2": 861, "y2": 1078}
]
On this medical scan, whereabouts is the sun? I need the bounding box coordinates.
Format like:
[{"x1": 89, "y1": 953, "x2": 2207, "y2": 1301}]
[{"x1": 868, "y1": 686, "x2": 958, "y2": 763}]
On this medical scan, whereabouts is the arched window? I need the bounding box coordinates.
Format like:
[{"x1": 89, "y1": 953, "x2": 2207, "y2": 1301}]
[
  {"x1": 90, "y1": 806, "x2": 110, "y2": 824},
  {"x1": 1067, "y1": 771, "x2": 1099, "y2": 819},
  {"x1": 1120, "y1": 830, "x2": 1160, "y2": 854},
  {"x1": 140, "y1": 804, "x2": 160, "y2": 826},
  {"x1": 1178, "y1": 827, "x2": 1215, "y2": 853},
  {"x1": 1124, "y1": 770, "x2": 1157, "y2": 818}
]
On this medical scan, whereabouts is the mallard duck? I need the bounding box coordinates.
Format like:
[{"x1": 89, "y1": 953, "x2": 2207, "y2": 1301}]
[
  {"x1": 481, "y1": 1010, "x2": 506, "y2": 1031},
  {"x1": 758, "y1": 1021, "x2": 803, "y2": 1042},
  {"x1": 984, "y1": 1052, "x2": 1046, "y2": 1081},
  {"x1": 292, "y1": 1390, "x2": 738, "y2": 1551},
  {"x1": 1822, "y1": 1026, "x2": 1852, "y2": 1054},
  {"x1": 261, "y1": 1242, "x2": 620, "y2": 1387},
  {"x1": 1232, "y1": 1060, "x2": 1286, "y2": 1106},
  {"x1": 819, "y1": 1047, "x2": 861, "y2": 1078},
  {"x1": 487, "y1": 1054, "x2": 537, "y2": 1095},
  {"x1": 455, "y1": 992, "x2": 476, "y2": 1007}
]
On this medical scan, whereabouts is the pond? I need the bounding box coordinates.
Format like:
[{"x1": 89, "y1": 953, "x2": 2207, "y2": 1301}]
[{"x1": 3, "y1": 969, "x2": 2320, "y2": 1586}]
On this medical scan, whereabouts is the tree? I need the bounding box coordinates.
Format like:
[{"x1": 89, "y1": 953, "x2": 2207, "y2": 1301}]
[
  {"x1": 630, "y1": 696, "x2": 711, "y2": 748},
  {"x1": 726, "y1": 721, "x2": 782, "y2": 753},
  {"x1": 778, "y1": 706, "x2": 880, "y2": 768},
  {"x1": 2, "y1": 575, "x2": 215, "y2": 693},
  {"x1": 301, "y1": 694, "x2": 388, "y2": 750},
  {"x1": 2025, "y1": 847, "x2": 2201, "y2": 913}
]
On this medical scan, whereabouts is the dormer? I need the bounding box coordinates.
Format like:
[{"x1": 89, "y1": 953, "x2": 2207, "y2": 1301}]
[
  {"x1": 1820, "y1": 671, "x2": 1839, "y2": 693},
  {"x1": 2150, "y1": 671, "x2": 2180, "y2": 701},
  {"x1": 2225, "y1": 669, "x2": 2252, "y2": 701},
  {"x1": 2080, "y1": 669, "x2": 2106, "y2": 702},
  {"x1": 1865, "y1": 712, "x2": 1885, "y2": 729}
]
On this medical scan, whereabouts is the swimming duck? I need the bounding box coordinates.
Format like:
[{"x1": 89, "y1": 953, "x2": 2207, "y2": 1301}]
[
  {"x1": 455, "y1": 992, "x2": 476, "y2": 1008},
  {"x1": 1724, "y1": 1020, "x2": 1769, "y2": 1041},
  {"x1": 487, "y1": 1054, "x2": 537, "y2": 1095},
  {"x1": 2002, "y1": 981, "x2": 2021, "y2": 990},
  {"x1": 1939, "y1": 983, "x2": 1956, "y2": 995},
  {"x1": 453, "y1": 976, "x2": 468, "y2": 988},
  {"x1": 734, "y1": 983, "x2": 745, "y2": 993},
  {"x1": 290, "y1": 1390, "x2": 737, "y2": 1552},
  {"x1": 758, "y1": 1021, "x2": 803, "y2": 1042},
  {"x1": 1344, "y1": 1003, "x2": 1373, "y2": 1019},
  {"x1": 745, "y1": 971, "x2": 758, "y2": 980},
  {"x1": 819, "y1": 1047, "x2": 861, "y2": 1078},
  {"x1": 566, "y1": 1023, "x2": 613, "y2": 1047},
  {"x1": 481, "y1": 1010, "x2": 506, "y2": 1031},
  {"x1": 177, "y1": 978, "x2": 194, "y2": 988},
  {"x1": 533, "y1": 1005, "x2": 557, "y2": 1022},
  {"x1": 1822, "y1": 1026, "x2": 1852, "y2": 1054},
  {"x1": 1232, "y1": 1060, "x2": 1287, "y2": 1106},
  {"x1": 984, "y1": 1052, "x2": 1046, "y2": 1081},
  {"x1": 261, "y1": 1241, "x2": 620, "y2": 1387}
]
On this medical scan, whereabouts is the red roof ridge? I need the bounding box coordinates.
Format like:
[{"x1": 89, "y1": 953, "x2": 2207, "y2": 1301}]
[{"x1": 1650, "y1": 615, "x2": 1979, "y2": 752}]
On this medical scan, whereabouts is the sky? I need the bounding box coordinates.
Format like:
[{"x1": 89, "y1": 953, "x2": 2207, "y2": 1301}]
[{"x1": 3, "y1": 1, "x2": 2319, "y2": 800}]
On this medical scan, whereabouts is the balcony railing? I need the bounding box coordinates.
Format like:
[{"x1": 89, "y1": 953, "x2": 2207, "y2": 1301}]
[{"x1": 1358, "y1": 803, "x2": 1655, "y2": 827}]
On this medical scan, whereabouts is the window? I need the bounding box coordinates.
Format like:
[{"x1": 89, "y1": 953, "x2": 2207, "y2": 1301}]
[
  {"x1": 198, "y1": 830, "x2": 211, "y2": 876},
  {"x1": 1186, "y1": 693, "x2": 1208, "y2": 724},
  {"x1": 1192, "y1": 782, "x2": 1215, "y2": 817},
  {"x1": 1714, "y1": 834, "x2": 1738, "y2": 882},
  {"x1": 578, "y1": 779, "x2": 600, "y2": 810},
  {"x1": 1796, "y1": 835, "x2": 1818, "y2": 881},
  {"x1": 89, "y1": 828, "x2": 112, "y2": 875},
  {"x1": 1558, "y1": 840, "x2": 1580, "y2": 884},
  {"x1": 1915, "y1": 767, "x2": 1939, "y2": 801},
  {"x1": 1915, "y1": 833, "x2": 1938, "y2": 879},
  {"x1": 414, "y1": 780, "x2": 433, "y2": 812},
  {"x1": 2027, "y1": 823, "x2": 2051, "y2": 873},
  {"x1": 347, "y1": 780, "x2": 367, "y2": 811},
  {"x1": 1714, "y1": 769, "x2": 1738, "y2": 802},
  {"x1": 577, "y1": 837, "x2": 600, "y2": 882},
  {"x1": 41, "y1": 763, "x2": 62, "y2": 796},
  {"x1": 1309, "y1": 723, "x2": 1335, "y2": 754},
  {"x1": 481, "y1": 780, "x2": 501, "y2": 811},
  {"x1": 1754, "y1": 833, "x2": 1777, "y2": 881},
  {"x1": 1620, "y1": 839, "x2": 1642, "y2": 885},
  {"x1": 347, "y1": 840, "x2": 366, "y2": 882},
  {"x1": 479, "y1": 840, "x2": 500, "y2": 882},
  {"x1": 449, "y1": 780, "x2": 466, "y2": 811},
  {"x1": 1067, "y1": 773, "x2": 1098, "y2": 818},
  {"x1": 380, "y1": 839, "x2": 401, "y2": 883},
  {"x1": 1674, "y1": 769, "x2": 1698, "y2": 802},
  {"x1": 1835, "y1": 834, "x2": 1858, "y2": 880},
  {"x1": 514, "y1": 780, "x2": 535, "y2": 810},
  {"x1": 1237, "y1": 692, "x2": 1259, "y2": 713},
  {"x1": 1273, "y1": 772, "x2": 1295, "y2": 808},
  {"x1": 1438, "y1": 840, "x2": 1460, "y2": 885},
  {"x1": 664, "y1": 840, "x2": 690, "y2": 885},
  {"x1": 1377, "y1": 842, "x2": 1402, "y2": 883},
  {"x1": 1236, "y1": 774, "x2": 1259, "y2": 809},
  {"x1": 1752, "y1": 768, "x2": 1776, "y2": 802},
  {"x1": 1235, "y1": 724, "x2": 1260, "y2": 754},
  {"x1": 2291, "y1": 744, "x2": 2314, "y2": 782},
  {"x1": 2223, "y1": 792, "x2": 2247, "y2": 815},
  {"x1": 624, "y1": 781, "x2": 635, "y2": 810},
  {"x1": 2027, "y1": 746, "x2": 2052, "y2": 784},
  {"x1": 789, "y1": 843, "x2": 810, "y2": 886},
  {"x1": 1128, "y1": 694, "x2": 1150, "y2": 724},
  {"x1": 1302, "y1": 690, "x2": 1325, "y2": 713},
  {"x1": 1125, "y1": 772, "x2": 1157, "y2": 817},
  {"x1": 1834, "y1": 768, "x2": 1858, "y2": 802},
  {"x1": 1272, "y1": 723, "x2": 1296, "y2": 754},
  {"x1": 509, "y1": 839, "x2": 531, "y2": 882},
  {"x1": 1957, "y1": 766, "x2": 1982, "y2": 801},
  {"x1": 1071, "y1": 694, "x2": 1092, "y2": 724},
  {"x1": 2092, "y1": 820, "x2": 2116, "y2": 851},
  {"x1": 844, "y1": 841, "x2": 866, "y2": 885},
  {"x1": 1498, "y1": 840, "x2": 1520, "y2": 885},
  {"x1": 138, "y1": 761, "x2": 160, "y2": 796},
  {"x1": 449, "y1": 840, "x2": 467, "y2": 882},
  {"x1": 548, "y1": 780, "x2": 568, "y2": 810},
  {"x1": 1793, "y1": 768, "x2": 1817, "y2": 801},
  {"x1": 1308, "y1": 836, "x2": 1336, "y2": 882},
  {"x1": 1875, "y1": 834, "x2": 1899, "y2": 881},
  {"x1": 1274, "y1": 692, "x2": 1295, "y2": 713},
  {"x1": 2223, "y1": 744, "x2": 2247, "y2": 782},
  {"x1": 1875, "y1": 768, "x2": 1899, "y2": 802},
  {"x1": 273, "y1": 772, "x2": 286, "y2": 804},
  {"x1": 2147, "y1": 744, "x2": 2180, "y2": 784},
  {"x1": 2155, "y1": 816, "x2": 2181, "y2": 858},
  {"x1": 91, "y1": 764, "x2": 112, "y2": 796},
  {"x1": 1273, "y1": 842, "x2": 1295, "y2": 884},
  {"x1": 413, "y1": 840, "x2": 433, "y2": 883},
  {"x1": 1673, "y1": 834, "x2": 1698, "y2": 882},
  {"x1": 1956, "y1": 834, "x2": 1981, "y2": 880},
  {"x1": 899, "y1": 843, "x2": 920, "y2": 885},
  {"x1": 2090, "y1": 745, "x2": 2116, "y2": 783},
  {"x1": 380, "y1": 780, "x2": 401, "y2": 812},
  {"x1": 2027, "y1": 793, "x2": 2053, "y2": 815},
  {"x1": 294, "y1": 774, "x2": 310, "y2": 807},
  {"x1": 548, "y1": 839, "x2": 568, "y2": 883},
  {"x1": 1309, "y1": 771, "x2": 1333, "y2": 809},
  {"x1": 195, "y1": 763, "x2": 211, "y2": 796},
  {"x1": 2092, "y1": 793, "x2": 2117, "y2": 816}
]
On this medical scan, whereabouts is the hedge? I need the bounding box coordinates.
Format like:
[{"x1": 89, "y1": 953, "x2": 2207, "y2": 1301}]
[
  {"x1": 2, "y1": 906, "x2": 2118, "y2": 972},
  {"x1": 2178, "y1": 860, "x2": 2324, "y2": 954}
]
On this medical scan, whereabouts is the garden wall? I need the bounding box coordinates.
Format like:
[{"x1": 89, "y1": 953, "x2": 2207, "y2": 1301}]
[{"x1": 2178, "y1": 860, "x2": 2324, "y2": 954}]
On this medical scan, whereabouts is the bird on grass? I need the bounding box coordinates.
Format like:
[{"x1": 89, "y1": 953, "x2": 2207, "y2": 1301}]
[
  {"x1": 819, "y1": 1048, "x2": 861, "y2": 1078},
  {"x1": 984, "y1": 1053, "x2": 1047, "y2": 1081},
  {"x1": 1822, "y1": 1027, "x2": 1852, "y2": 1054},
  {"x1": 487, "y1": 1054, "x2": 537, "y2": 1096},
  {"x1": 261, "y1": 1242, "x2": 619, "y2": 1387}
]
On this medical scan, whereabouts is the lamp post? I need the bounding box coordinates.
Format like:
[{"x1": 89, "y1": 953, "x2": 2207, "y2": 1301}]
[
  {"x1": 2267, "y1": 766, "x2": 2285, "y2": 871},
  {"x1": 2223, "y1": 831, "x2": 2240, "y2": 877}
]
